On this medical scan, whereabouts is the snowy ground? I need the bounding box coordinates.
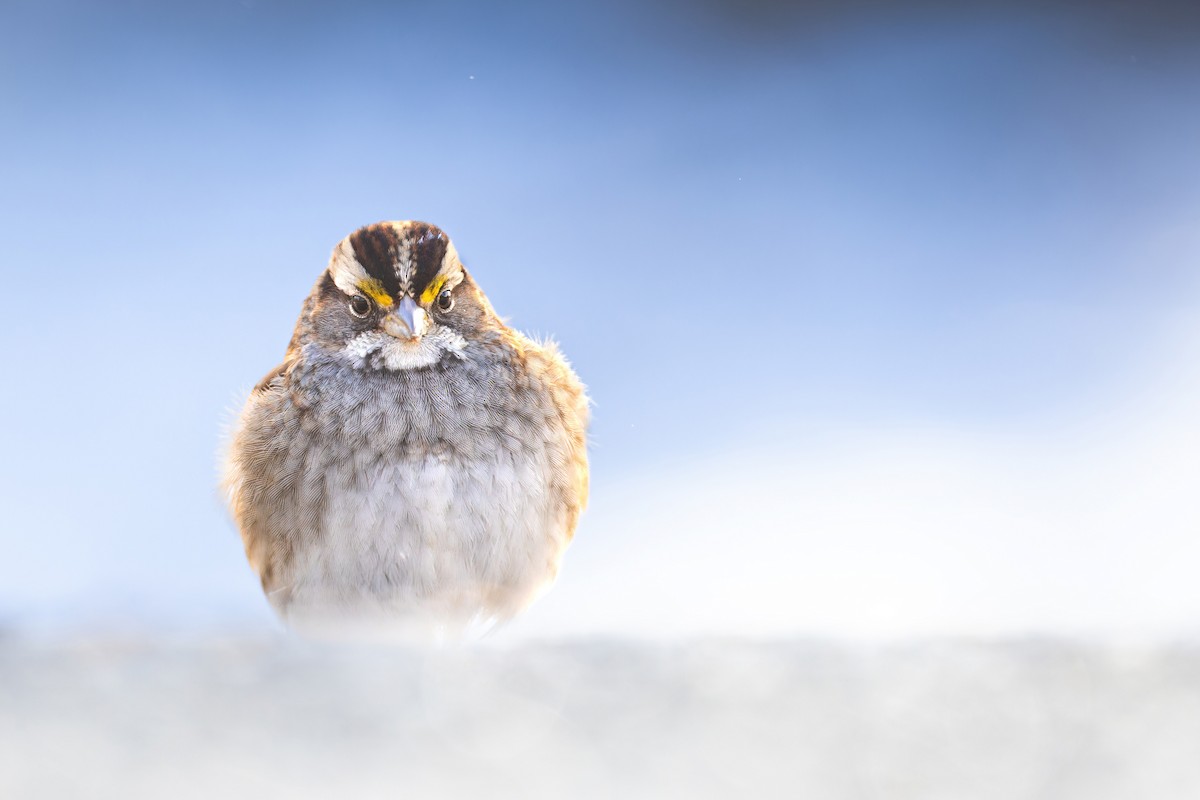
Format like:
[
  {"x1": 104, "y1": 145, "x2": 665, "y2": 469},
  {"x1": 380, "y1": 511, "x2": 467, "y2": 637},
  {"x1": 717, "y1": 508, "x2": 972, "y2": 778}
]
[{"x1": 2, "y1": 636, "x2": 1198, "y2": 799}]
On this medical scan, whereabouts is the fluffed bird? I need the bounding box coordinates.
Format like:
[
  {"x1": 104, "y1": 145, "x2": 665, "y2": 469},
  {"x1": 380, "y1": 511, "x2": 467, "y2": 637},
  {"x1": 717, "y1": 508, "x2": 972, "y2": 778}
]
[{"x1": 223, "y1": 221, "x2": 589, "y2": 638}]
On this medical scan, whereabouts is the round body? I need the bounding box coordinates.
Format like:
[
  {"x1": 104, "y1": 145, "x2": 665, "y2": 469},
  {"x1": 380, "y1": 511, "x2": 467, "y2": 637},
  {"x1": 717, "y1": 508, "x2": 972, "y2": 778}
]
[{"x1": 222, "y1": 221, "x2": 588, "y2": 637}]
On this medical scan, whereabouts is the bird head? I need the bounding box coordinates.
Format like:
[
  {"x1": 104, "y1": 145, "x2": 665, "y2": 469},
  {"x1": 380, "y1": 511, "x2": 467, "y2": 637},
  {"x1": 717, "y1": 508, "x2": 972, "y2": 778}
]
[{"x1": 299, "y1": 220, "x2": 495, "y2": 370}]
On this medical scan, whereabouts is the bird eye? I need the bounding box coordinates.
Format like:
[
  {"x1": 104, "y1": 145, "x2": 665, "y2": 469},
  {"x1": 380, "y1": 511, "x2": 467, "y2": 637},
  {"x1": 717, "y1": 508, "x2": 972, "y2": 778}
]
[
  {"x1": 349, "y1": 295, "x2": 372, "y2": 318},
  {"x1": 436, "y1": 289, "x2": 454, "y2": 312}
]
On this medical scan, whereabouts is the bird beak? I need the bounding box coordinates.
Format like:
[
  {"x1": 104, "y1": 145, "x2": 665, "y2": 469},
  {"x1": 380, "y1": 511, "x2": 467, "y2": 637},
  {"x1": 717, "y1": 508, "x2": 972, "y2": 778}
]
[{"x1": 382, "y1": 296, "x2": 429, "y2": 341}]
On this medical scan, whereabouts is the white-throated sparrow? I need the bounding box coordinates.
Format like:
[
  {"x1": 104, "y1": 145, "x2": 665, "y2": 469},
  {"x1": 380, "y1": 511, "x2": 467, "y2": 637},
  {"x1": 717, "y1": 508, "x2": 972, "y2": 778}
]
[{"x1": 222, "y1": 221, "x2": 589, "y2": 637}]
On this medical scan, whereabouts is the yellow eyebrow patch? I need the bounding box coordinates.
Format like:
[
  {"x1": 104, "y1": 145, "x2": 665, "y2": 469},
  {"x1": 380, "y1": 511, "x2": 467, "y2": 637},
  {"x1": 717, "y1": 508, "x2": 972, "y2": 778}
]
[
  {"x1": 356, "y1": 278, "x2": 394, "y2": 307},
  {"x1": 420, "y1": 275, "x2": 448, "y2": 305}
]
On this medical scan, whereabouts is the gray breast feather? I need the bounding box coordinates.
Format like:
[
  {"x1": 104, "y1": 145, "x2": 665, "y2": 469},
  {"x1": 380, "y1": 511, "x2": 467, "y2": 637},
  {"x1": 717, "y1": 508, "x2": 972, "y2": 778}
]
[{"x1": 223, "y1": 333, "x2": 589, "y2": 637}]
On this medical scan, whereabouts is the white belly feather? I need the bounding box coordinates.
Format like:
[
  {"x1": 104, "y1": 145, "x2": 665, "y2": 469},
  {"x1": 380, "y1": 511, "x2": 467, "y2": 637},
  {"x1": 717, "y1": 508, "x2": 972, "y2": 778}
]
[{"x1": 281, "y1": 445, "x2": 567, "y2": 630}]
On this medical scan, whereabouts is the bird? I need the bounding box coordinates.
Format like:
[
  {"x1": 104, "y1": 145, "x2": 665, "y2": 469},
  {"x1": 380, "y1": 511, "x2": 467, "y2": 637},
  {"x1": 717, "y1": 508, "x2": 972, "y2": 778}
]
[{"x1": 222, "y1": 220, "x2": 589, "y2": 639}]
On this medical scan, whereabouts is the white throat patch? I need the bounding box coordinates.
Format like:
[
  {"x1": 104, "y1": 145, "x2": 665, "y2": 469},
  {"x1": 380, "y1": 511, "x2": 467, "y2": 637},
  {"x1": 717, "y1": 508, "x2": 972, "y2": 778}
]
[{"x1": 344, "y1": 325, "x2": 468, "y2": 370}]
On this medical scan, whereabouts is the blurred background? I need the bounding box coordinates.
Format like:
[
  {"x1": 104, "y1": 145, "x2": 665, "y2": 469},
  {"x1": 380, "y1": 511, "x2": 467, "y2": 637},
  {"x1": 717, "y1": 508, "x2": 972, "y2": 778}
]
[{"x1": 1, "y1": 0, "x2": 1199, "y2": 796}]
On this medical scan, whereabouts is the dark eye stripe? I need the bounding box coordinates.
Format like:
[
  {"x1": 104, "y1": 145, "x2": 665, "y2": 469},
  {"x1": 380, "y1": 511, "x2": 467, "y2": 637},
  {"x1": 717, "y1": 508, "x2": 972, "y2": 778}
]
[
  {"x1": 410, "y1": 224, "x2": 449, "y2": 298},
  {"x1": 349, "y1": 224, "x2": 402, "y2": 298}
]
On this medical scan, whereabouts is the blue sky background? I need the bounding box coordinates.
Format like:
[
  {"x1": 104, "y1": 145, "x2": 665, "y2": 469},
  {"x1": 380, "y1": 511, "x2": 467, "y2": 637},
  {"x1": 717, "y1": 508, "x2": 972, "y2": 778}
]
[{"x1": 1, "y1": 0, "x2": 1198, "y2": 636}]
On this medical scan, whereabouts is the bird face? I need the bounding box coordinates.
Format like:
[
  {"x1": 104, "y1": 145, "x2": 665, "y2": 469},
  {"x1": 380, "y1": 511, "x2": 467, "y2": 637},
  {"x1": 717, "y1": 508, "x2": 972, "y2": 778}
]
[{"x1": 303, "y1": 221, "x2": 490, "y2": 370}]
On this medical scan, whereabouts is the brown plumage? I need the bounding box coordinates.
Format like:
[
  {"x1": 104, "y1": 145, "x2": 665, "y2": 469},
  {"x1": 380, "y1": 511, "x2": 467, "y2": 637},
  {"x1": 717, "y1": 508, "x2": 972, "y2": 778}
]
[{"x1": 222, "y1": 221, "x2": 589, "y2": 638}]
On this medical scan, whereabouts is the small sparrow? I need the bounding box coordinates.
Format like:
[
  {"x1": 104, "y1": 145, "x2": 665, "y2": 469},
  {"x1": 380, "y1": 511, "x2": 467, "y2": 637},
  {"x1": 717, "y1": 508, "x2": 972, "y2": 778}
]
[{"x1": 223, "y1": 221, "x2": 589, "y2": 637}]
